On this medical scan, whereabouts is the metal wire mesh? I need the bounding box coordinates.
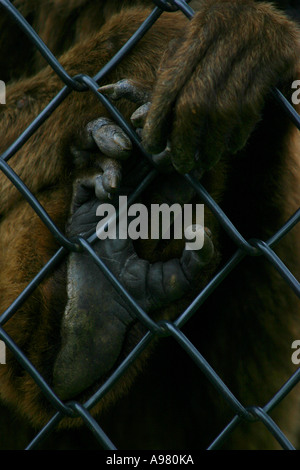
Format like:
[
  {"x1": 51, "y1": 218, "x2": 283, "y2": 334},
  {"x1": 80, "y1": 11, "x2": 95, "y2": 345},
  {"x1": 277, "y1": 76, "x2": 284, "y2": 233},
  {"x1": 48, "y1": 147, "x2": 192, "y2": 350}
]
[{"x1": 0, "y1": 0, "x2": 300, "y2": 451}]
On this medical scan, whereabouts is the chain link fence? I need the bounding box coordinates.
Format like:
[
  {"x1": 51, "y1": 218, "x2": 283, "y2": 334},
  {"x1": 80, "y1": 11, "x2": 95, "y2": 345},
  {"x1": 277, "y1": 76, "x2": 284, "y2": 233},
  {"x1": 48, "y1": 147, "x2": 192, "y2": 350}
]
[{"x1": 0, "y1": 0, "x2": 300, "y2": 451}]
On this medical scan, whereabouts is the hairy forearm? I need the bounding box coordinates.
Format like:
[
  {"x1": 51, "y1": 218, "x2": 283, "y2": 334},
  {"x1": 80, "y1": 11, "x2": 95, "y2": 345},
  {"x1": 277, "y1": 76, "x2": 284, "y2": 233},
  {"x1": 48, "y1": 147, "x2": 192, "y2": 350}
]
[{"x1": 0, "y1": 8, "x2": 185, "y2": 215}]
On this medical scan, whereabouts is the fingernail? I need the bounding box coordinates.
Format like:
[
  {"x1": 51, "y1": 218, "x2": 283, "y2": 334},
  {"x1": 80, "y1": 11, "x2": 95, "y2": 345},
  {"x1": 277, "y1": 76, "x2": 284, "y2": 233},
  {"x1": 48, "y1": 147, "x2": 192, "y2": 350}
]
[
  {"x1": 103, "y1": 172, "x2": 121, "y2": 192},
  {"x1": 131, "y1": 102, "x2": 151, "y2": 128},
  {"x1": 108, "y1": 174, "x2": 120, "y2": 190},
  {"x1": 98, "y1": 84, "x2": 115, "y2": 96},
  {"x1": 113, "y1": 132, "x2": 132, "y2": 151},
  {"x1": 204, "y1": 227, "x2": 212, "y2": 238}
]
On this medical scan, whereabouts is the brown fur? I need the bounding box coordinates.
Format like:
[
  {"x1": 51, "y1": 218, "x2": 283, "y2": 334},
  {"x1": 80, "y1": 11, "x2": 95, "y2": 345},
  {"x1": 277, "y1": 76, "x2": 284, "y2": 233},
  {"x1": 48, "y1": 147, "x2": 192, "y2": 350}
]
[{"x1": 0, "y1": 0, "x2": 300, "y2": 450}]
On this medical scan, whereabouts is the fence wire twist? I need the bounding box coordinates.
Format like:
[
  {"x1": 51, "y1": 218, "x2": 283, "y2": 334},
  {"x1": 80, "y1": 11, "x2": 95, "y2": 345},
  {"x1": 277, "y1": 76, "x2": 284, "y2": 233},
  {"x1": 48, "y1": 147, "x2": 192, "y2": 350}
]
[{"x1": 0, "y1": 0, "x2": 300, "y2": 451}]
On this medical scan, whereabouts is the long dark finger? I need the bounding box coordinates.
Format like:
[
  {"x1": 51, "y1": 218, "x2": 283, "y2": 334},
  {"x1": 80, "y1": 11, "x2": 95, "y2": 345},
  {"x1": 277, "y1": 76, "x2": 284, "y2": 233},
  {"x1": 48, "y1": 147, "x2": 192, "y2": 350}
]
[
  {"x1": 170, "y1": 97, "x2": 207, "y2": 174},
  {"x1": 141, "y1": 16, "x2": 212, "y2": 155},
  {"x1": 151, "y1": 144, "x2": 173, "y2": 172},
  {"x1": 130, "y1": 102, "x2": 151, "y2": 128},
  {"x1": 99, "y1": 157, "x2": 122, "y2": 193},
  {"x1": 120, "y1": 226, "x2": 214, "y2": 311},
  {"x1": 99, "y1": 79, "x2": 151, "y2": 104},
  {"x1": 88, "y1": 118, "x2": 132, "y2": 160}
]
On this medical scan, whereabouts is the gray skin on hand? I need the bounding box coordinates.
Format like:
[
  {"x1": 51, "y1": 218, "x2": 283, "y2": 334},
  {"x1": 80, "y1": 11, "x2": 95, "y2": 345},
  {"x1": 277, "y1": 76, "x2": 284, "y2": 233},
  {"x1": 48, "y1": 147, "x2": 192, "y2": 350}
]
[
  {"x1": 54, "y1": 82, "x2": 214, "y2": 400},
  {"x1": 53, "y1": 177, "x2": 214, "y2": 400}
]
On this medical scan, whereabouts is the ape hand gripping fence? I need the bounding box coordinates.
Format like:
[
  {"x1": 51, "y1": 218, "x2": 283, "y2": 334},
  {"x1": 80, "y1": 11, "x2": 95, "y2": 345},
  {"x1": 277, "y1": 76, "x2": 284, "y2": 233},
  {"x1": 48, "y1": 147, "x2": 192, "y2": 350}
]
[{"x1": 0, "y1": 0, "x2": 300, "y2": 451}]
